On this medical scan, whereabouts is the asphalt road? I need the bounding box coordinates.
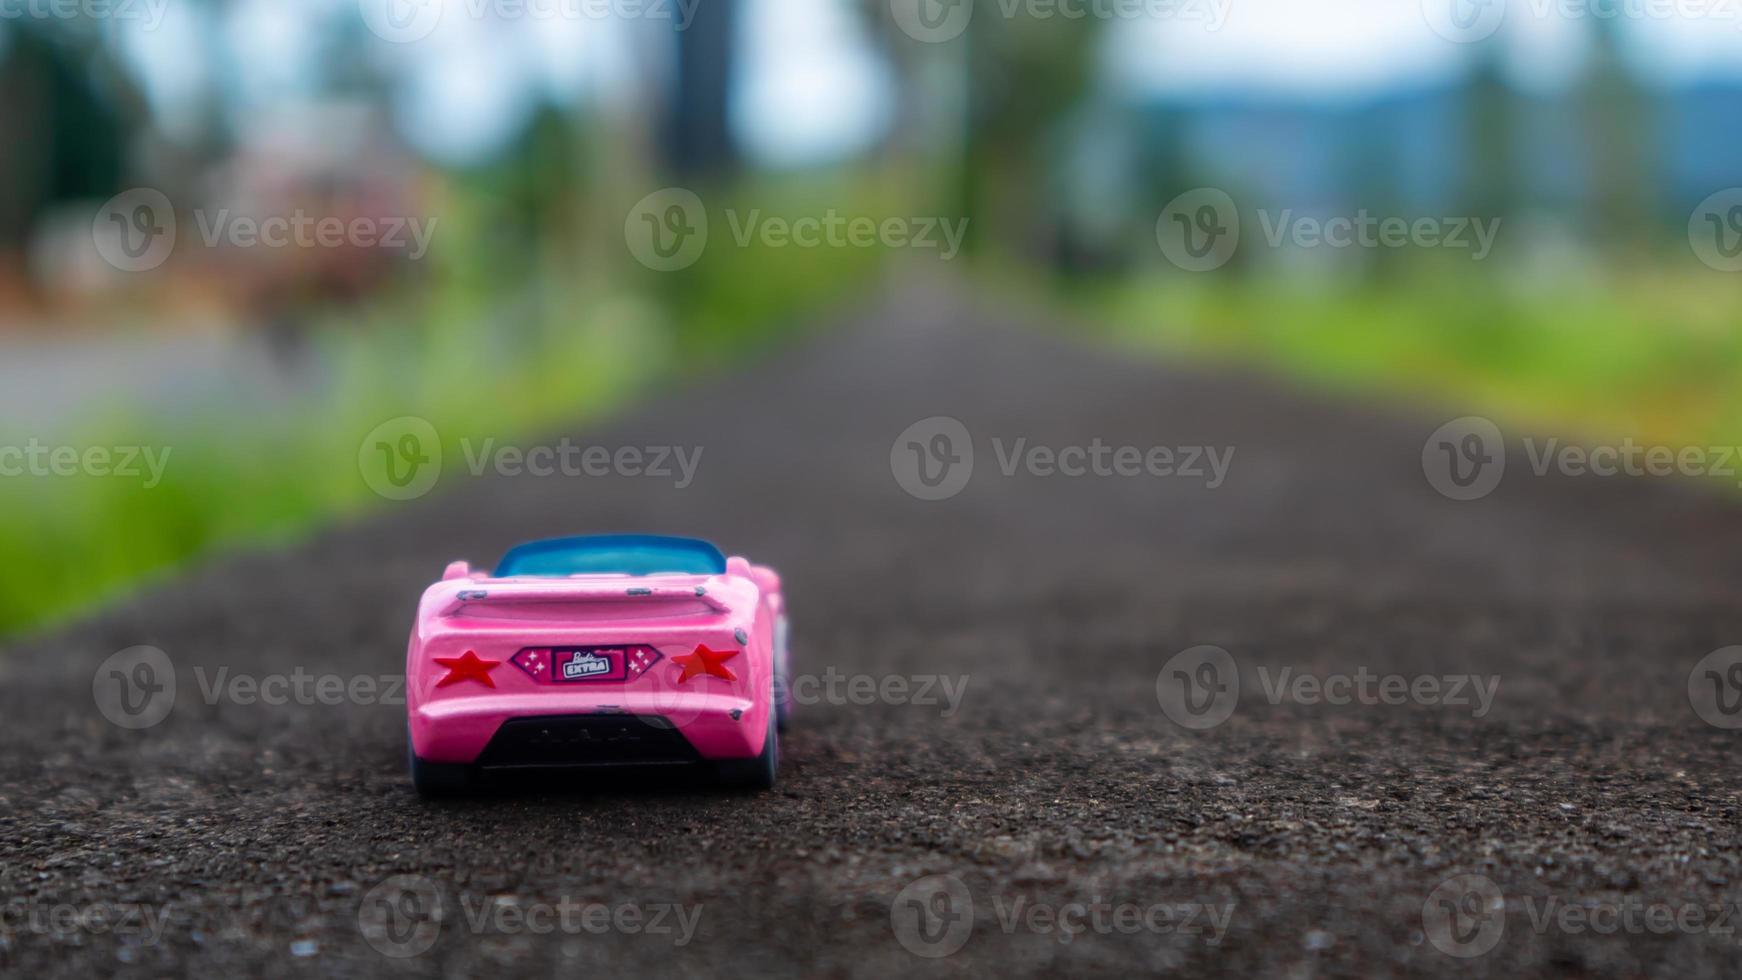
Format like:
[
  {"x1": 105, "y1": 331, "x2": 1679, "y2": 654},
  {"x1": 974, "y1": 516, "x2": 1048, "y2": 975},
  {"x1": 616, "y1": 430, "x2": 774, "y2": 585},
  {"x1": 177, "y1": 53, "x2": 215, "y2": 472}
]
[{"x1": 5, "y1": 284, "x2": 1742, "y2": 977}]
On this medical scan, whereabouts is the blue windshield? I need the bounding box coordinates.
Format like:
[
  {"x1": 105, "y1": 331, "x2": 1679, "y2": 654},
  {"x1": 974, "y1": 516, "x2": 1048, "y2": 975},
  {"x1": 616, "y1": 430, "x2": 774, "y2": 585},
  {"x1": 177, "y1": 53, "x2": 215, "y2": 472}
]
[{"x1": 494, "y1": 535, "x2": 726, "y2": 577}]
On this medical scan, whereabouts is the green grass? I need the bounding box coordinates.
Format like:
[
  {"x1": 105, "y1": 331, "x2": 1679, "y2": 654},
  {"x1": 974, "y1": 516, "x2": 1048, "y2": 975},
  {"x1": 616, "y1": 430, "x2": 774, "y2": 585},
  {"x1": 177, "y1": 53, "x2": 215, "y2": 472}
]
[{"x1": 1084, "y1": 259, "x2": 1742, "y2": 450}]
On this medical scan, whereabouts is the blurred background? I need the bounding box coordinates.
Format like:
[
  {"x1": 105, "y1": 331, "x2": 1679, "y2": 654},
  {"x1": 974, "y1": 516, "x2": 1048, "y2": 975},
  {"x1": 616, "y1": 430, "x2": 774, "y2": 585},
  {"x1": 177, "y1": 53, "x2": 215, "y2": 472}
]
[{"x1": 2, "y1": 0, "x2": 1739, "y2": 636}]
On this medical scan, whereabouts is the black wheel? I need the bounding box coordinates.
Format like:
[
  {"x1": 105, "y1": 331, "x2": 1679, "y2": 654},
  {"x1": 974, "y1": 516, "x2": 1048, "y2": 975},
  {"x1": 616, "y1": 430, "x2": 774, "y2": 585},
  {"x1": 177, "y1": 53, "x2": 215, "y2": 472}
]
[
  {"x1": 716, "y1": 704, "x2": 779, "y2": 791},
  {"x1": 776, "y1": 671, "x2": 791, "y2": 733},
  {"x1": 774, "y1": 617, "x2": 792, "y2": 733},
  {"x1": 408, "y1": 732, "x2": 477, "y2": 797}
]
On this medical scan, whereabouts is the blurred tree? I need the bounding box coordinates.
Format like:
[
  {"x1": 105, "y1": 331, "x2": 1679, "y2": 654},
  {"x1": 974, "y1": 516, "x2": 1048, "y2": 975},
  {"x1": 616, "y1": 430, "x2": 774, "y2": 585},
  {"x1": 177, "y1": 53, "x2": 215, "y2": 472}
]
[
  {"x1": 1460, "y1": 35, "x2": 1518, "y2": 236},
  {"x1": 956, "y1": 7, "x2": 1097, "y2": 261},
  {"x1": 664, "y1": 0, "x2": 741, "y2": 178},
  {"x1": 1580, "y1": 17, "x2": 1657, "y2": 250},
  {"x1": 0, "y1": 25, "x2": 140, "y2": 277},
  {"x1": 854, "y1": 1, "x2": 1098, "y2": 264}
]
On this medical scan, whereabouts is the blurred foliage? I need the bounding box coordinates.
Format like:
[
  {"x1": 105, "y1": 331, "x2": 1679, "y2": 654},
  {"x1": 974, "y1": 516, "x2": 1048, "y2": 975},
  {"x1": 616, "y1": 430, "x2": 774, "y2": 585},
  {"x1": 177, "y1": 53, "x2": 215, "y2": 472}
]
[
  {"x1": 0, "y1": 173, "x2": 889, "y2": 638},
  {"x1": 1087, "y1": 257, "x2": 1742, "y2": 449}
]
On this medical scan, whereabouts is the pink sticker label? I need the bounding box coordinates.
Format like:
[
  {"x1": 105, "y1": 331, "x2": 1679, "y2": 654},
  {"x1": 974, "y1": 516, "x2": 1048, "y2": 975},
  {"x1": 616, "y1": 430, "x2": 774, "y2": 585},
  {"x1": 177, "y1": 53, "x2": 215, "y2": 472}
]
[{"x1": 511, "y1": 645, "x2": 663, "y2": 683}]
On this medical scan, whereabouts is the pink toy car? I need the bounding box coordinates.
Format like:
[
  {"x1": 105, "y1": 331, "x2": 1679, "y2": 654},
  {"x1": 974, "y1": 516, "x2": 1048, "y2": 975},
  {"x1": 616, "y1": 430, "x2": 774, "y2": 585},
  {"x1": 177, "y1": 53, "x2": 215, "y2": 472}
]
[{"x1": 405, "y1": 535, "x2": 789, "y2": 795}]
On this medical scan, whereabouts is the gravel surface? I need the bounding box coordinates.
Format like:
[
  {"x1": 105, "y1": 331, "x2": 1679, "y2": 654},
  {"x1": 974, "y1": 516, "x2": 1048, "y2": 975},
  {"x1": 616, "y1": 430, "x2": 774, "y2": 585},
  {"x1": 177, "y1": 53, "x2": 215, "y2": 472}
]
[{"x1": 4, "y1": 284, "x2": 1742, "y2": 977}]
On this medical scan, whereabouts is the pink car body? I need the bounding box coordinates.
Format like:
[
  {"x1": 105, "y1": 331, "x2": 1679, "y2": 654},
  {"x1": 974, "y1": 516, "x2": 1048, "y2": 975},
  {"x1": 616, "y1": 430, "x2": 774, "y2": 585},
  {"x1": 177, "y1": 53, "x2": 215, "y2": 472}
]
[{"x1": 404, "y1": 535, "x2": 788, "y2": 794}]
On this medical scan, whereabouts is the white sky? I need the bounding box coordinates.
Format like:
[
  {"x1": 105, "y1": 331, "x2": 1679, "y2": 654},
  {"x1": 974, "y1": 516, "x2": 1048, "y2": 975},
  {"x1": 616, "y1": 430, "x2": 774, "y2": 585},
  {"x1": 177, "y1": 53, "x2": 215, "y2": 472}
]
[
  {"x1": 1107, "y1": 0, "x2": 1742, "y2": 98},
  {"x1": 72, "y1": 0, "x2": 1742, "y2": 167}
]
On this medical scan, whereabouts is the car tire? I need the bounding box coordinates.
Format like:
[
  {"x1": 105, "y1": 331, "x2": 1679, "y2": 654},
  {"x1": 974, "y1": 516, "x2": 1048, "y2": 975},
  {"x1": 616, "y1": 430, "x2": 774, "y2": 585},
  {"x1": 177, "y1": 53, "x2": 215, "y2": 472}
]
[
  {"x1": 774, "y1": 616, "x2": 792, "y2": 733},
  {"x1": 716, "y1": 702, "x2": 778, "y2": 791},
  {"x1": 408, "y1": 732, "x2": 476, "y2": 797}
]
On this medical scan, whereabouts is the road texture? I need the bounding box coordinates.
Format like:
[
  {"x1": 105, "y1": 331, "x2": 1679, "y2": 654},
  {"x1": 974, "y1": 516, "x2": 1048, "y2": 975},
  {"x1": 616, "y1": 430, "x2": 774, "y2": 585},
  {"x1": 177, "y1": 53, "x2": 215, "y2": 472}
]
[{"x1": 4, "y1": 284, "x2": 1742, "y2": 977}]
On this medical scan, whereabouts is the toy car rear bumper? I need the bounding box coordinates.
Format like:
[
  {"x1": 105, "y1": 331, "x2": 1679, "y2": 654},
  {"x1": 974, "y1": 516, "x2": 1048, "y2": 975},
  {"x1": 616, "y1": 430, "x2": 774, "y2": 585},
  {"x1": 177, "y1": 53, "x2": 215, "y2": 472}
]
[{"x1": 410, "y1": 691, "x2": 765, "y2": 765}]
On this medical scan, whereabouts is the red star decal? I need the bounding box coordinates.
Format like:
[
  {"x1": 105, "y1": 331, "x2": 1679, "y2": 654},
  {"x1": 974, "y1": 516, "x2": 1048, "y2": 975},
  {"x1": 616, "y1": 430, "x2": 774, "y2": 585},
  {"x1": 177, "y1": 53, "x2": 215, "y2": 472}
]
[
  {"x1": 434, "y1": 650, "x2": 500, "y2": 688},
  {"x1": 671, "y1": 644, "x2": 739, "y2": 682}
]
